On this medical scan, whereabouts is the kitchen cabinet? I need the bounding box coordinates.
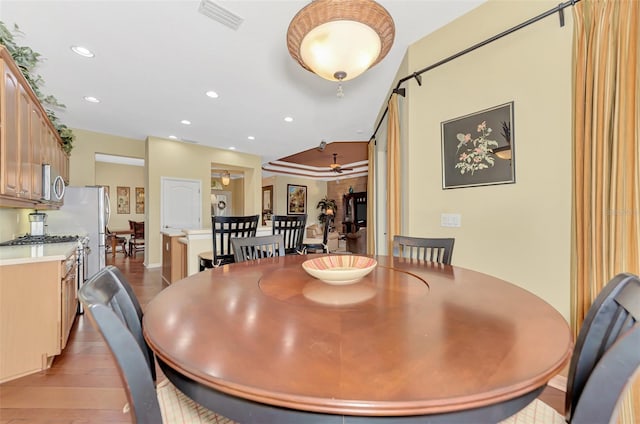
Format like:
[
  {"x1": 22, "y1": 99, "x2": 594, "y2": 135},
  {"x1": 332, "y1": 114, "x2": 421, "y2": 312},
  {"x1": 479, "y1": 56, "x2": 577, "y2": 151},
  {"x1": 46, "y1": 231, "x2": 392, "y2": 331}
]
[
  {"x1": 1, "y1": 55, "x2": 20, "y2": 198},
  {"x1": 0, "y1": 46, "x2": 68, "y2": 208},
  {"x1": 162, "y1": 233, "x2": 187, "y2": 285},
  {"x1": 0, "y1": 253, "x2": 77, "y2": 383}
]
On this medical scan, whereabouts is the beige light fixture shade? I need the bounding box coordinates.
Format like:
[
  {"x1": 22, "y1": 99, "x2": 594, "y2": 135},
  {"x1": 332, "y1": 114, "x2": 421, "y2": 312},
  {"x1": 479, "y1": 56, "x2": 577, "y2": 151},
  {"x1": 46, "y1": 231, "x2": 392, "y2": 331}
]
[
  {"x1": 287, "y1": 0, "x2": 395, "y2": 82},
  {"x1": 221, "y1": 171, "x2": 231, "y2": 186}
]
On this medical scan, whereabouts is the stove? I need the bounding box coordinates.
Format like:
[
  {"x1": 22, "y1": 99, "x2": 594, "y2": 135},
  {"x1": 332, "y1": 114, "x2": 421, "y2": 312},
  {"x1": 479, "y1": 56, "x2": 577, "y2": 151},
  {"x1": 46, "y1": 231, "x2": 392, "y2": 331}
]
[{"x1": 0, "y1": 234, "x2": 82, "y2": 246}]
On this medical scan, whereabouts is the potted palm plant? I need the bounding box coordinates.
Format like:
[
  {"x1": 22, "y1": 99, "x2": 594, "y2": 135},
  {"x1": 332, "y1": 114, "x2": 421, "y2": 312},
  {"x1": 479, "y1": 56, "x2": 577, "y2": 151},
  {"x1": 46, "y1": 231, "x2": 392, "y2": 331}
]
[{"x1": 316, "y1": 196, "x2": 338, "y2": 224}]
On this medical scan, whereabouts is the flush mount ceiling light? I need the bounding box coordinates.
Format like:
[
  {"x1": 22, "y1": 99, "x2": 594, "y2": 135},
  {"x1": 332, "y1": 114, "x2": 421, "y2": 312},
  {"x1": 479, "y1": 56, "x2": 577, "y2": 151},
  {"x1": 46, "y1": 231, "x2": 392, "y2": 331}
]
[{"x1": 287, "y1": 0, "x2": 395, "y2": 82}]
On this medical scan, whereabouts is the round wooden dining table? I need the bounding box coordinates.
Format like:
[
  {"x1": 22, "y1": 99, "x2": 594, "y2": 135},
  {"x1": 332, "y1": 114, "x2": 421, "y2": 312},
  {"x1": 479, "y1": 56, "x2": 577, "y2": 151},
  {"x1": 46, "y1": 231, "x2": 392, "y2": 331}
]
[{"x1": 143, "y1": 254, "x2": 572, "y2": 423}]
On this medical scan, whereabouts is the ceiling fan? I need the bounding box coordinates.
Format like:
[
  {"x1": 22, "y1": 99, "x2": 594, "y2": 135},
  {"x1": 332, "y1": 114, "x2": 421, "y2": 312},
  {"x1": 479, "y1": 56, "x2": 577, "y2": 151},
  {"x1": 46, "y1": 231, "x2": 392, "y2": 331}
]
[{"x1": 329, "y1": 153, "x2": 353, "y2": 173}]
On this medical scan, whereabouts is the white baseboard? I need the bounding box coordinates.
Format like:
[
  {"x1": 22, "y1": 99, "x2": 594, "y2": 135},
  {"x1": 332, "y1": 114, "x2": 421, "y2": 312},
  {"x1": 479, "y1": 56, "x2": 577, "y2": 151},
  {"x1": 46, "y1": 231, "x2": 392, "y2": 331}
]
[{"x1": 146, "y1": 262, "x2": 161, "y2": 269}]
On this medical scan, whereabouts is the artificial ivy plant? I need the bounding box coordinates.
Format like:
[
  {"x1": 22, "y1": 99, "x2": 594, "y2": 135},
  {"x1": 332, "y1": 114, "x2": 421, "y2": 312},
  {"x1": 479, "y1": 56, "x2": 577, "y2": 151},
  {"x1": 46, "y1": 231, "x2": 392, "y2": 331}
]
[{"x1": 0, "y1": 21, "x2": 75, "y2": 154}]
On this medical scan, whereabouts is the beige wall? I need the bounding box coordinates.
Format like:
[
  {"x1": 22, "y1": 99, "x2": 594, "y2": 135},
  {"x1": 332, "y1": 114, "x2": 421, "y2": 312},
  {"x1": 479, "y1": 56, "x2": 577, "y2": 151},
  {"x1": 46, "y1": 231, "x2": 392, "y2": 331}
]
[
  {"x1": 95, "y1": 162, "x2": 145, "y2": 230},
  {"x1": 391, "y1": 0, "x2": 573, "y2": 319},
  {"x1": 0, "y1": 208, "x2": 30, "y2": 241},
  {"x1": 69, "y1": 129, "x2": 145, "y2": 186},
  {"x1": 147, "y1": 136, "x2": 262, "y2": 267},
  {"x1": 263, "y1": 175, "x2": 327, "y2": 226},
  {"x1": 63, "y1": 129, "x2": 262, "y2": 267}
]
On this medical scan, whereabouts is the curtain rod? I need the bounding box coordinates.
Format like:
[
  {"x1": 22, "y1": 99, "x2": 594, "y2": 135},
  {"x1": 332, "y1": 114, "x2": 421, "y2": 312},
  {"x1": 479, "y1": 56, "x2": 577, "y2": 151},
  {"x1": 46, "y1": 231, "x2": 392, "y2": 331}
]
[{"x1": 370, "y1": 0, "x2": 580, "y2": 142}]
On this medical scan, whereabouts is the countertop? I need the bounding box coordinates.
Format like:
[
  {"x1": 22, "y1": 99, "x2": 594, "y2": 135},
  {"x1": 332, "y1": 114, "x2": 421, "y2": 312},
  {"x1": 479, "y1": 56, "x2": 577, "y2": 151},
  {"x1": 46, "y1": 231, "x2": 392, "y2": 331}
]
[
  {"x1": 179, "y1": 226, "x2": 272, "y2": 237},
  {"x1": 0, "y1": 242, "x2": 78, "y2": 266}
]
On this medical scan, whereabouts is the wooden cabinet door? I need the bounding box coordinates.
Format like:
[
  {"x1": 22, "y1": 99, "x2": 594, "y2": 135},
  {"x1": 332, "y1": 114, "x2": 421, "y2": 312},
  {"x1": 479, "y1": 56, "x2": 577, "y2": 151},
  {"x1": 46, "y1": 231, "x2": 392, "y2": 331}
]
[
  {"x1": 17, "y1": 83, "x2": 31, "y2": 198},
  {"x1": 60, "y1": 260, "x2": 77, "y2": 350},
  {"x1": 29, "y1": 104, "x2": 45, "y2": 200},
  {"x1": 1, "y1": 62, "x2": 20, "y2": 197},
  {"x1": 162, "y1": 234, "x2": 172, "y2": 285}
]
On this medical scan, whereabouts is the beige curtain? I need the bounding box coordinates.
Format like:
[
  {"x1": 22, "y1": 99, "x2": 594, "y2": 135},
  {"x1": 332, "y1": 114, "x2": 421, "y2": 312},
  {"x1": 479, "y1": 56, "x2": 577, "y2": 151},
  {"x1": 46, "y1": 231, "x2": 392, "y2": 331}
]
[
  {"x1": 366, "y1": 139, "x2": 376, "y2": 254},
  {"x1": 572, "y1": 1, "x2": 639, "y2": 422},
  {"x1": 386, "y1": 94, "x2": 401, "y2": 254}
]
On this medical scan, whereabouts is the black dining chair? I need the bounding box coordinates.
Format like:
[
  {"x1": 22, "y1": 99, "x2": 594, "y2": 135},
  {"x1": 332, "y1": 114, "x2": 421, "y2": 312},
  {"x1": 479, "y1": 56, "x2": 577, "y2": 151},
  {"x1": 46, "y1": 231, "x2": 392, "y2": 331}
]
[
  {"x1": 392, "y1": 235, "x2": 455, "y2": 265},
  {"x1": 231, "y1": 234, "x2": 285, "y2": 262},
  {"x1": 78, "y1": 266, "x2": 235, "y2": 424},
  {"x1": 501, "y1": 272, "x2": 640, "y2": 424},
  {"x1": 271, "y1": 214, "x2": 306, "y2": 255},
  {"x1": 211, "y1": 215, "x2": 259, "y2": 267}
]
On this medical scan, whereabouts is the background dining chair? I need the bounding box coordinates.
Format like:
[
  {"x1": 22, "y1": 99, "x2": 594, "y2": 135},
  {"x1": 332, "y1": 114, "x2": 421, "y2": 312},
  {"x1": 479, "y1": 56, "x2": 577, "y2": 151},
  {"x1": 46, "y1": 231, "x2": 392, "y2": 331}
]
[
  {"x1": 128, "y1": 220, "x2": 145, "y2": 257},
  {"x1": 271, "y1": 214, "x2": 306, "y2": 255},
  {"x1": 501, "y1": 272, "x2": 640, "y2": 424},
  {"x1": 392, "y1": 235, "x2": 455, "y2": 265},
  {"x1": 78, "y1": 267, "x2": 235, "y2": 424},
  {"x1": 231, "y1": 234, "x2": 285, "y2": 262},
  {"x1": 106, "y1": 227, "x2": 127, "y2": 257},
  {"x1": 211, "y1": 215, "x2": 259, "y2": 267}
]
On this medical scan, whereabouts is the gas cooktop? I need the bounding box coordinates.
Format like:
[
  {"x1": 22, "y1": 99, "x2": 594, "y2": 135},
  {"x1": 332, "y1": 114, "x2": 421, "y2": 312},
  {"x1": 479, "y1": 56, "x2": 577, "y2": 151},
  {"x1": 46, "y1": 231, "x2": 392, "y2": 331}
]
[{"x1": 0, "y1": 234, "x2": 81, "y2": 246}]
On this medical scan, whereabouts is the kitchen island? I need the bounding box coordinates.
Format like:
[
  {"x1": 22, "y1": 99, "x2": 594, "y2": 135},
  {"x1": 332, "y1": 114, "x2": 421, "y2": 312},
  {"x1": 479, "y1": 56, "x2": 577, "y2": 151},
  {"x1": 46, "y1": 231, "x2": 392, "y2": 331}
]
[
  {"x1": 162, "y1": 226, "x2": 272, "y2": 278},
  {"x1": 0, "y1": 242, "x2": 79, "y2": 382}
]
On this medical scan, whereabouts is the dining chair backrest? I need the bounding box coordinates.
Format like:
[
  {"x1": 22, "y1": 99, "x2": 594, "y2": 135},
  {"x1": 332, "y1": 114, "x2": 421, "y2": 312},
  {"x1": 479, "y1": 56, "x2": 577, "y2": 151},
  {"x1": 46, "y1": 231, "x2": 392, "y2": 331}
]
[
  {"x1": 211, "y1": 215, "x2": 259, "y2": 266},
  {"x1": 501, "y1": 272, "x2": 640, "y2": 424},
  {"x1": 78, "y1": 267, "x2": 162, "y2": 423},
  {"x1": 132, "y1": 221, "x2": 145, "y2": 239},
  {"x1": 305, "y1": 217, "x2": 332, "y2": 253},
  {"x1": 231, "y1": 234, "x2": 285, "y2": 262},
  {"x1": 392, "y1": 235, "x2": 455, "y2": 265},
  {"x1": 563, "y1": 272, "x2": 639, "y2": 423},
  {"x1": 271, "y1": 214, "x2": 307, "y2": 254}
]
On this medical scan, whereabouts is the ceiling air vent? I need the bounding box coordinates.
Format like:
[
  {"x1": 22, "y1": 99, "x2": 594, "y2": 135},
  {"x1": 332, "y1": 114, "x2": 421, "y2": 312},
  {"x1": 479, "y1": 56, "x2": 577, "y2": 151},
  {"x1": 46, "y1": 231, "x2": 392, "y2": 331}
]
[{"x1": 198, "y1": 0, "x2": 244, "y2": 31}]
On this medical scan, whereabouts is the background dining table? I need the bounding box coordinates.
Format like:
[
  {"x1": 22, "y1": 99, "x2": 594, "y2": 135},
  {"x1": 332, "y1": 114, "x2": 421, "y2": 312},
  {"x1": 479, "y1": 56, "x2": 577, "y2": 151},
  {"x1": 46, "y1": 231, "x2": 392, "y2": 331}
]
[{"x1": 143, "y1": 254, "x2": 573, "y2": 423}]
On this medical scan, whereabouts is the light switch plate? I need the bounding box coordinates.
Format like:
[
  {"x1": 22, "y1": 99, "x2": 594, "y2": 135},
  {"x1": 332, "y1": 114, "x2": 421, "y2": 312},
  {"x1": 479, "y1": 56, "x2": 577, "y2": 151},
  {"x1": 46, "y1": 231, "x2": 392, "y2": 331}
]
[{"x1": 441, "y1": 213, "x2": 461, "y2": 228}]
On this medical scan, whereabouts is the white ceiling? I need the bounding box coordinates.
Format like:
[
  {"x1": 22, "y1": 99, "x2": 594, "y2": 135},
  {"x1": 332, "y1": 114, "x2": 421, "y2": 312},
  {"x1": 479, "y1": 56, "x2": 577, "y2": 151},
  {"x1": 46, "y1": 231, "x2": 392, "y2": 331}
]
[{"x1": 1, "y1": 0, "x2": 484, "y2": 166}]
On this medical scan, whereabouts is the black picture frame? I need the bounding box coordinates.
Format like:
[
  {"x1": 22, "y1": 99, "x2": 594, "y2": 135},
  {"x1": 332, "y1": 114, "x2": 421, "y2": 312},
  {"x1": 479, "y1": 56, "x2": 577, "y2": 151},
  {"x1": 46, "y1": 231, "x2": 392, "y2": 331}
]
[
  {"x1": 441, "y1": 102, "x2": 515, "y2": 189},
  {"x1": 287, "y1": 184, "x2": 307, "y2": 215}
]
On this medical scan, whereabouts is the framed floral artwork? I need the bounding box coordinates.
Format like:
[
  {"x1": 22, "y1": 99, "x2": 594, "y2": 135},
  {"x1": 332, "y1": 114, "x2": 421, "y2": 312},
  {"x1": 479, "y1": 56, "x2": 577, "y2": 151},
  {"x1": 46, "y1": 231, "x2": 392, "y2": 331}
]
[
  {"x1": 116, "y1": 186, "x2": 130, "y2": 214},
  {"x1": 135, "y1": 187, "x2": 144, "y2": 214},
  {"x1": 287, "y1": 184, "x2": 307, "y2": 215},
  {"x1": 441, "y1": 102, "x2": 515, "y2": 189}
]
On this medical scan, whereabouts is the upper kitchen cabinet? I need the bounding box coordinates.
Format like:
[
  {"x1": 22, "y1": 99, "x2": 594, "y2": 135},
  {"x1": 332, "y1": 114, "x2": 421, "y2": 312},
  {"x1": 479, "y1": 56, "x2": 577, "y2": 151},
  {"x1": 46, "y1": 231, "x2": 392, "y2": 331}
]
[{"x1": 0, "y1": 46, "x2": 68, "y2": 208}]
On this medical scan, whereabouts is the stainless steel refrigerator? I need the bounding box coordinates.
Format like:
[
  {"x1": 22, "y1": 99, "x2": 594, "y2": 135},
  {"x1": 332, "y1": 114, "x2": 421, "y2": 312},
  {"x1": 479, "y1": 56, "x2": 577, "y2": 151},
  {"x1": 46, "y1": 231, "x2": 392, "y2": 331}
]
[{"x1": 46, "y1": 186, "x2": 110, "y2": 279}]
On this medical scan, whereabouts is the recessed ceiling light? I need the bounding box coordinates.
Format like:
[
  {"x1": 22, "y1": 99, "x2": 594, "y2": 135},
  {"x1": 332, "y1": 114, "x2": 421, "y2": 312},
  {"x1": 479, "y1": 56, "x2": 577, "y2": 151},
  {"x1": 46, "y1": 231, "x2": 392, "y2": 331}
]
[
  {"x1": 71, "y1": 46, "x2": 94, "y2": 58},
  {"x1": 247, "y1": 136, "x2": 255, "y2": 140},
  {"x1": 229, "y1": 147, "x2": 236, "y2": 150},
  {"x1": 83, "y1": 96, "x2": 100, "y2": 103},
  {"x1": 284, "y1": 116, "x2": 293, "y2": 122},
  {"x1": 181, "y1": 120, "x2": 191, "y2": 125},
  {"x1": 169, "y1": 135, "x2": 178, "y2": 140},
  {"x1": 205, "y1": 90, "x2": 219, "y2": 98}
]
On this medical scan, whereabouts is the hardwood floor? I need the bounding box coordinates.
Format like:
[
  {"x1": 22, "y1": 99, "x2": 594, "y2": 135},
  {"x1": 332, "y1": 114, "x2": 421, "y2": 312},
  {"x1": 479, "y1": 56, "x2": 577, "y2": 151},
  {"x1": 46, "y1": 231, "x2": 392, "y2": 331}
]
[{"x1": 0, "y1": 254, "x2": 565, "y2": 423}]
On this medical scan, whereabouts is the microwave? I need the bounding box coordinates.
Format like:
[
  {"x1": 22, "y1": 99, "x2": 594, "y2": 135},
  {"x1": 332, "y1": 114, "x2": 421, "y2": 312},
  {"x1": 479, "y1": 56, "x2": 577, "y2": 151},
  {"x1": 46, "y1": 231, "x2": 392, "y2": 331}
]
[{"x1": 42, "y1": 164, "x2": 65, "y2": 202}]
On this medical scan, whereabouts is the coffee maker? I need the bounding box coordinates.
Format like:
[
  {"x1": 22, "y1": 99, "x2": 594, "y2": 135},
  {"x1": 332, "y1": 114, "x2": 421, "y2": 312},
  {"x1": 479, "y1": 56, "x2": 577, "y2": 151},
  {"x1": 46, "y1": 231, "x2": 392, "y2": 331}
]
[{"x1": 28, "y1": 211, "x2": 47, "y2": 236}]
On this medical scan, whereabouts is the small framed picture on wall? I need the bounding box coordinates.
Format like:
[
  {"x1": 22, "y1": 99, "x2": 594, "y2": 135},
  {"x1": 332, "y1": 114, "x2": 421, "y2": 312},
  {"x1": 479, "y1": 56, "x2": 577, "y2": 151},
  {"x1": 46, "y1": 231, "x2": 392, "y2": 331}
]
[
  {"x1": 117, "y1": 186, "x2": 130, "y2": 214},
  {"x1": 287, "y1": 184, "x2": 307, "y2": 215},
  {"x1": 135, "y1": 187, "x2": 145, "y2": 214}
]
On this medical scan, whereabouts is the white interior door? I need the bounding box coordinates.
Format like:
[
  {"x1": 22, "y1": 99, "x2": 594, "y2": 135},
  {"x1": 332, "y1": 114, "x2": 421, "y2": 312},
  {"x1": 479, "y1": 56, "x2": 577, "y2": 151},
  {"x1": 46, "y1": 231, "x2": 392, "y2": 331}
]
[{"x1": 161, "y1": 177, "x2": 201, "y2": 230}]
